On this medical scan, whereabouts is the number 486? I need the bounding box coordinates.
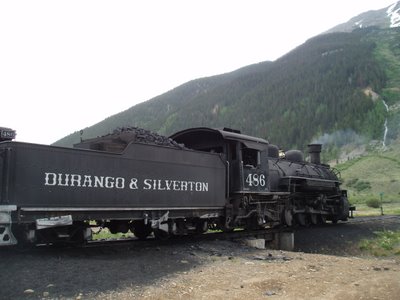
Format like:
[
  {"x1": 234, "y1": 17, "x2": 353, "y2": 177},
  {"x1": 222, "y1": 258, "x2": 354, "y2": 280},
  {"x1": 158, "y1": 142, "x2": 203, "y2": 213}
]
[{"x1": 245, "y1": 173, "x2": 266, "y2": 187}]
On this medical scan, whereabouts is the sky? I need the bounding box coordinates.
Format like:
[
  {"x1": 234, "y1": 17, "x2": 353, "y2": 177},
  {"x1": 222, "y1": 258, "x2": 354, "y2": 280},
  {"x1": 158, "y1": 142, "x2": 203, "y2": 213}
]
[{"x1": 0, "y1": 0, "x2": 397, "y2": 145}]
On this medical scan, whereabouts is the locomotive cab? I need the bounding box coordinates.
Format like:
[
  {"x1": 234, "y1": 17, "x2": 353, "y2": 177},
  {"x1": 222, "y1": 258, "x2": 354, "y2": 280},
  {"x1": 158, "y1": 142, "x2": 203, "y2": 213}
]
[
  {"x1": 170, "y1": 127, "x2": 269, "y2": 194},
  {"x1": 226, "y1": 137, "x2": 269, "y2": 193},
  {"x1": 171, "y1": 128, "x2": 281, "y2": 230}
]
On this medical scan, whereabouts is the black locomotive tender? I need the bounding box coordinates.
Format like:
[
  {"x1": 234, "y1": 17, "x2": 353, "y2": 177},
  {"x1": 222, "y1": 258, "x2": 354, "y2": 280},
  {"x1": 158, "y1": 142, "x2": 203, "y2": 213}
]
[{"x1": 0, "y1": 126, "x2": 350, "y2": 246}]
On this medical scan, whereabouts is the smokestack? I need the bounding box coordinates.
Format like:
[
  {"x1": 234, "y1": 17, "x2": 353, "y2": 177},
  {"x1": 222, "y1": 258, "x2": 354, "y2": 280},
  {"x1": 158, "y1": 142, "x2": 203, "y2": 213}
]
[{"x1": 308, "y1": 144, "x2": 322, "y2": 164}]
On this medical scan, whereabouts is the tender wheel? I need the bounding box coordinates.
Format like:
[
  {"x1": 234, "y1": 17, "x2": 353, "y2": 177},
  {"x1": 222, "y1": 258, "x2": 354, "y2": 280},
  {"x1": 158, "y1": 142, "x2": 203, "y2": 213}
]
[
  {"x1": 13, "y1": 225, "x2": 35, "y2": 248},
  {"x1": 131, "y1": 221, "x2": 152, "y2": 241},
  {"x1": 196, "y1": 221, "x2": 208, "y2": 234},
  {"x1": 221, "y1": 226, "x2": 234, "y2": 233},
  {"x1": 153, "y1": 229, "x2": 170, "y2": 240}
]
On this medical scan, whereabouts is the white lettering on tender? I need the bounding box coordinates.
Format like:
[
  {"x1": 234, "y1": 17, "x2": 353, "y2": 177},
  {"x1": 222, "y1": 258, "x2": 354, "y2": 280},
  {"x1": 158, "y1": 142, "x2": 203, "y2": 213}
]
[
  {"x1": 129, "y1": 178, "x2": 138, "y2": 190},
  {"x1": 142, "y1": 179, "x2": 208, "y2": 192},
  {"x1": 82, "y1": 175, "x2": 92, "y2": 187},
  {"x1": 58, "y1": 173, "x2": 69, "y2": 186},
  {"x1": 143, "y1": 179, "x2": 152, "y2": 190},
  {"x1": 70, "y1": 174, "x2": 81, "y2": 187},
  {"x1": 94, "y1": 176, "x2": 104, "y2": 188},
  {"x1": 115, "y1": 177, "x2": 125, "y2": 189},
  {"x1": 44, "y1": 173, "x2": 57, "y2": 186},
  {"x1": 44, "y1": 172, "x2": 209, "y2": 192}
]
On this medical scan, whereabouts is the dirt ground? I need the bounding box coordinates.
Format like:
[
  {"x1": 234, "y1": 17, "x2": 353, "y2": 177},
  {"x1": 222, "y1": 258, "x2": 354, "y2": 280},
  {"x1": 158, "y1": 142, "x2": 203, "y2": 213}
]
[{"x1": 0, "y1": 216, "x2": 399, "y2": 300}]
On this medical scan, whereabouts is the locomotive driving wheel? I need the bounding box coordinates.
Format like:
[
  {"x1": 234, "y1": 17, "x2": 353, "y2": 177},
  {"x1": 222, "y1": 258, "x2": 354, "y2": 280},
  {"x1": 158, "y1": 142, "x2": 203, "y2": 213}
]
[
  {"x1": 296, "y1": 213, "x2": 309, "y2": 226},
  {"x1": 310, "y1": 214, "x2": 318, "y2": 225},
  {"x1": 284, "y1": 210, "x2": 293, "y2": 227},
  {"x1": 319, "y1": 214, "x2": 327, "y2": 224}
]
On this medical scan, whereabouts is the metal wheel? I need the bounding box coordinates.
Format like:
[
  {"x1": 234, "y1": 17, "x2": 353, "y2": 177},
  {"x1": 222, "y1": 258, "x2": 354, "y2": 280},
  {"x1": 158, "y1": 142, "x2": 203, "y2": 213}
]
[
  {"x1": 284, "y1": 210, "x2": 293, "y2": 227},
  {"x1": 131, "y1": 221, "x2": 152, "y2": 240},
  {"x1": 319, "y1": 214, "x2": 327, "y2": 224},
  {"x1": 296, "y1": 213, "x2": 307, "y2": 226},
  {"x1": 310, "y1": 214, "x2": 318, "y2": 225},
  {"x1": 196, "y1": 221, "x2": 208, "y2": 233},
  {"x1": 153, "y1": 229, "x2": 170, "y2": 240}
]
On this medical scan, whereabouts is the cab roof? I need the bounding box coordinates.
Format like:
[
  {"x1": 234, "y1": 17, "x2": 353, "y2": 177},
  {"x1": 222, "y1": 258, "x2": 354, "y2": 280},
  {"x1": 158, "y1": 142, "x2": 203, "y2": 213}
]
[{"x1": 170, "y1": 127, "x2": 268, "y2": 151}]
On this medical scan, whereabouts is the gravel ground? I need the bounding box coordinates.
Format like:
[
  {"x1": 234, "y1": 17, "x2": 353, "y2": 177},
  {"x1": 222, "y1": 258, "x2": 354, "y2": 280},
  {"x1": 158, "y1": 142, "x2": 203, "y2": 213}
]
[{"x1": 0, "y1": 216, "x2": 399, "y2": 300}]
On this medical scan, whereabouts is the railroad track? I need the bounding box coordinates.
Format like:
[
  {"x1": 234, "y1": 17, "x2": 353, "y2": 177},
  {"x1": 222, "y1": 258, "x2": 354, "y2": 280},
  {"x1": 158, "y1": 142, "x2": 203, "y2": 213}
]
[
  {"x1": 4, "y1": 215, "x2": 398, "y2": 252},
  {"x1": 0, "y1": 226, "x2": 290, "y2": 253},
  {"x1": 87, "y1": 215, "x2": 398, "y2": 248},
  {"x1": 85, "y1": 226, "x2": 287, "y2": 249},
  {"x1": 348, "y1": 214, "x2": 400, "y2": 224}
]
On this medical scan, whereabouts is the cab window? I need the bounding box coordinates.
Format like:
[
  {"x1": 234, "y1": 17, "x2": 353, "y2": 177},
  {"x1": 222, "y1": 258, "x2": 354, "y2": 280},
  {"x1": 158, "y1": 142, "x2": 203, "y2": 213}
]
[{"x1": 242, "y1": 147, "x2": 260, "y2": 168}]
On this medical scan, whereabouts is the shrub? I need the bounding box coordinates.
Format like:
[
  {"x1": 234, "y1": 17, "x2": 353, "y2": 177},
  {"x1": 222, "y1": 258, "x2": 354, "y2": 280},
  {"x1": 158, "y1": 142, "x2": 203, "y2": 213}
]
[
  {"x1": 366, "y1": 198, "x2": 381, "y2": 208},
  {"x1": 346, "y1": 178, "x2": 358, "y2": 187},
  {"x1": 354, "y1": 180, "x2": 371, "y2": 192},
  {"x1": 359, "y1": 230, "x2": 400, "y2": 256}
]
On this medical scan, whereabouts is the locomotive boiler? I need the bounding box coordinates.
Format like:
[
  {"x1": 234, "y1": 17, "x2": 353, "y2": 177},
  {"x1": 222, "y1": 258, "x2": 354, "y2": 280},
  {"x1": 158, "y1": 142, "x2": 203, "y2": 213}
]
[
  {"x1": 267, "y1": 144, "x2": 349, "y2": 226},
  {"x1": 0, "y1": 126, "x2": 350, "y2": 246}
]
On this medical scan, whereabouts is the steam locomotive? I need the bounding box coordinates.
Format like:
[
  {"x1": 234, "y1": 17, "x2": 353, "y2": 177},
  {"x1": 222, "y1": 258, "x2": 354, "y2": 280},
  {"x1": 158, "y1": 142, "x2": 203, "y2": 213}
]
[{"x1": 0, "y1": 126, "x2": 350, "y2": 246}]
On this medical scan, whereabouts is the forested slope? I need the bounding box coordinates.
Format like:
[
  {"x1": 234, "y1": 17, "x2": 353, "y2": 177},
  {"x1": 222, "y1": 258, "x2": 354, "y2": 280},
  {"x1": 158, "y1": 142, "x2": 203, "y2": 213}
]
[{"x1": 55, "y1": 28, "x2": 400, "y2": 153}]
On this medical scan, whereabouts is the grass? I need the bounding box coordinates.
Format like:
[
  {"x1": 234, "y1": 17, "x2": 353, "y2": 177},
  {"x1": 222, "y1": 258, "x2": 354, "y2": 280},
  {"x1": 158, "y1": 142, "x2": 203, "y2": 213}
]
[
  {"x1": 336, "y1": 141, "x2": 400, "y2": 215},
  {"x1": 92, "y1": 228, "x2": 134, "y2": 240},
  {"x1": 359, "y1": 230, "x2": 400, "y2": 257},
  {"x1": 352, "y1": 202, "x2": 400, "y2": 217}
]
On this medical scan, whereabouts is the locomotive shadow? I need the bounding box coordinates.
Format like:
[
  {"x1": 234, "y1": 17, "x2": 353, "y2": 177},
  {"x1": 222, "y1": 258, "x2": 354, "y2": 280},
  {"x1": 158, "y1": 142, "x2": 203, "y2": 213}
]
[{"x1": 0, "y1": 239, "x2": 206, "y2": 299}]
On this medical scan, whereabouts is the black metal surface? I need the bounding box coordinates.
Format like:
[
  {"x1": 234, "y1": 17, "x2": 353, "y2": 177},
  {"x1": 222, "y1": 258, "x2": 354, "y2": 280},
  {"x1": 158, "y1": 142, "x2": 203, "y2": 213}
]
[
  {"x1": 268, "y1": 158, "x2": 340, "y2": 192},
  {"x1": 170, "y1": 127, "x2": 269, "y2": 152},
  {"x1": 0, "y1": 141, "x2": 226, "y2": 213}
]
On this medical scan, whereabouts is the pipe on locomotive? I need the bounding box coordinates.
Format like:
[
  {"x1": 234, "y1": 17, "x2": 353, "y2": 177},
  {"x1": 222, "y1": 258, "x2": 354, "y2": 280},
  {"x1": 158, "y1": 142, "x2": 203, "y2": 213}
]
[{"x1": 308, "y1": 144, "x2": 322, "y2": 165}]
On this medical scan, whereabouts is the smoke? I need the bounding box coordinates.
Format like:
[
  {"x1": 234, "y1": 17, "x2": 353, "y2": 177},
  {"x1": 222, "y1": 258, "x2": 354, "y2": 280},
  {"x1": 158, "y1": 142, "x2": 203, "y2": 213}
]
[{"x1": 312, "y1": 129, "x2": 367, "y2": 148}]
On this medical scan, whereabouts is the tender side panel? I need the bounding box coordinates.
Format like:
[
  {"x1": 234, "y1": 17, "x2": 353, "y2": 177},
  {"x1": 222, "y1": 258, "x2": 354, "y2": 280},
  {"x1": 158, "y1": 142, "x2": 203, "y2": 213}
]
[{"x1": 4, "y1": 142, "x2": 227, "y2": 210}]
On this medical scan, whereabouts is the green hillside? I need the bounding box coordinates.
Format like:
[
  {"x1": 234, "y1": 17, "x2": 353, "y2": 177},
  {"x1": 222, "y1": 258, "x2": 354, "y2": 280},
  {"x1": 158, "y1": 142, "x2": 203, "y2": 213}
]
[
  {"x1": 336, "y1": 139, "x2": 400, "y2": 214},
  {"x1": 55, "y1": 28, "x2": 400, "y2": 156}
]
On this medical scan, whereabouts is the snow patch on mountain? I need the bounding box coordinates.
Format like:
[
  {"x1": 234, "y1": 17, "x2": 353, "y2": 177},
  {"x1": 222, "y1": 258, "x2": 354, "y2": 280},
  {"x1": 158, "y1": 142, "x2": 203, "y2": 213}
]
[
  {"x1": 387, "y1": 2, "x2": 400, "y2": 27},
  {"x1": 354, "y1": 19, "x2": 363, "y2": 28}
]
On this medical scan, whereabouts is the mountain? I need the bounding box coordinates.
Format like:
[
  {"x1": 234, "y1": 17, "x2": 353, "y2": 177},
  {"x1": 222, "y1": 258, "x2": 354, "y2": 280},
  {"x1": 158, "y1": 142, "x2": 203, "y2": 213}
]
[
  {"x1": 327, "y1": 2, "x2": 400, "y2": 33},
  {"x1": 54, "y1": 3, "x2": 400, "y2": 160}
]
